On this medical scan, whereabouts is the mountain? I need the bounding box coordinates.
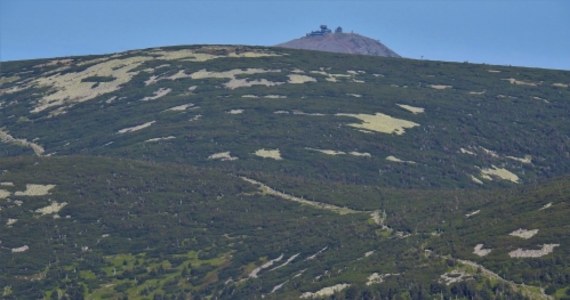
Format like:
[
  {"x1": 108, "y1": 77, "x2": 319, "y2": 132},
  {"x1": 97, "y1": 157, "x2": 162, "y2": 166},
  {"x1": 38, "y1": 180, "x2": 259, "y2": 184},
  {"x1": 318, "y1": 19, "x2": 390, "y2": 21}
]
[
  {"x1": 1, "y1": 45, "x2": 569, "y2": 299},
  {"x1": 277, "y1": 25, "x2": 400, "y2": 57}
]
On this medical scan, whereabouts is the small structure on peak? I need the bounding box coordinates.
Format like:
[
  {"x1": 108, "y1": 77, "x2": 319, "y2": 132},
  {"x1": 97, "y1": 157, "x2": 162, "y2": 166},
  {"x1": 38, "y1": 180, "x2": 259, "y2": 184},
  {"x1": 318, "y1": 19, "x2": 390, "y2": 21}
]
[
  {"x1": 306, "y1": 25, "x2": 333, "y2": 37},
  {"x1": 335, "y1": 26, "x2": 343, "y2": 33}
]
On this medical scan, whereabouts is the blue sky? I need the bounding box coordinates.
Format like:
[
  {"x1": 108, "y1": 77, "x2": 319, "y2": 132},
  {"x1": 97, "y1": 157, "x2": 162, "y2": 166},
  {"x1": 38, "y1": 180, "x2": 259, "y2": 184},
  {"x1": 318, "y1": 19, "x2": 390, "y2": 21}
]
[{"x1": 1, "y1": 0, "x2": 569, "y2": 70}]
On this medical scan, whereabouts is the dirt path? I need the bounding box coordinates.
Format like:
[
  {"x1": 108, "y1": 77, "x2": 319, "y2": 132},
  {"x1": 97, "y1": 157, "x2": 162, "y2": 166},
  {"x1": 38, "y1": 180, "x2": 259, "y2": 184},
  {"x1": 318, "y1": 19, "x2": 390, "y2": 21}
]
[
  {"x1": 0, "y1": 129, "x2": 45, "y2": 156},
  {"x1": 240, "y1": 177, "x2": 362, "y2": 215},
  {"x1": 454, "y1": 257, "x2": 551, "y2": 300}
]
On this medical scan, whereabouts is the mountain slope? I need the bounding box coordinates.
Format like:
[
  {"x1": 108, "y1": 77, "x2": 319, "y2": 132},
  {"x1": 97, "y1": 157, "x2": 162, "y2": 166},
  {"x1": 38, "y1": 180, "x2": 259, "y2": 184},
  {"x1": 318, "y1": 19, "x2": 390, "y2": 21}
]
[{"x1": 1, "y1": 45, "x2": 570, "y2": 299}]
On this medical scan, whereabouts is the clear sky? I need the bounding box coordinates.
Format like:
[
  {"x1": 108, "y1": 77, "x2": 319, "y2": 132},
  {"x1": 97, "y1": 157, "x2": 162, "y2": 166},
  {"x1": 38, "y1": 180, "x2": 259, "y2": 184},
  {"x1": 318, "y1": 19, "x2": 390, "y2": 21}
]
[{"x1": 1, "y1": 0, "x2": 569, "y2": 70}]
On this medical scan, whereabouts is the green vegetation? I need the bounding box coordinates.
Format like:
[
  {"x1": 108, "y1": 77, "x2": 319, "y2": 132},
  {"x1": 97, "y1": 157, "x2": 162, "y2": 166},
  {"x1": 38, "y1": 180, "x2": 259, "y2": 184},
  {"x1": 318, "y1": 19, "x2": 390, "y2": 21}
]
[{"x1": 0, "y1": 45, "x2": 569, "y2": 299}]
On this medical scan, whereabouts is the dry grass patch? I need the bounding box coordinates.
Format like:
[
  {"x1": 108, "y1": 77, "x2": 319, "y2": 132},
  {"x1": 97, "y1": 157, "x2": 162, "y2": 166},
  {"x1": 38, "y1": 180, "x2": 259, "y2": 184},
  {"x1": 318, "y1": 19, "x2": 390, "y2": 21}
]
[
  {"x1": 539, "y1": 202, "x2": 552, "y2": 211},
  {"x1": 6, "y1": 218, "x2": 17, "y2": 226},
  {"x1": 14, "y1": 184, "x2": 56, "y2": 196},
  {"x1": 35, "y1": 201, "x2": 68, "y2": 216},
  {"x1": 254, "y1": 148, "x2": 282, "y2": 160},
  {"x1": 480, "y1": 165, "x2": 519, "y2": 183},
  {"x1": 509, "y1": 228, "x2": 539, "y2": 239},
  {"x1": 1, "y1": 182, "x2": 14, "y2": 187},
  {"x1": 117, "y1": 121, "x2": 156, "y2": 134},
  {"x1": 11, "y1": 245, "x2": 29, "y2": 253},
  {"x1": 226, "y1": 109, "x2": 244, "y2": 115},
  {"x1": 509, "y1": 244, "x2": 559, "y2": 258},
  {"x1": 397, "y1": 104, "x2": 424, "y2": 114},
  {"x1": 306, "y1": 148, "x2": 345, "y2": 156},
  {"x1": 473, "y1": 244, "x2": 492, "y2": 257},
  {"x1": 208, "y1": 151, "x2": 238, "y2": 161},
  {"x1": 468, "y1": 90, "x2": 486, "y2": 95},
  {"x1": 552, "y1": 82, "x2": 568, "y2": 88},
  {"x1": 502, "y1": 78, "x2": 540, "y2": 86},
  {"x1": 0, "y1": 189, "x2": 10, "y2": 199},
  {"x1": 32, "y1": 56, "x2": 150, "y2": 114},
  {"x1": 141, "y1": 88, "x2": 171, "y2": 101},
  {"x1": 301, "y1": 284, "x2": 351, "y2": 299},
  {"x1": 287, "y1": 74, "x2": 317, "y2": 84},
  {"x1": 144, "y1": 136, "x2": 176, "y2": 143},
  {"x1": 164, "y1": 103, "x2": 194, "y2": 112},
  {"x1": 429, "y1": 84, "x2": 452, "y2": 90},
  {"x1": 225, "y1": 78, "x2": 282, "y2": 89},
  {"x1": 386, "y1": 155, "x2": 416, "y2": 164},
  {"x1": 336, "y1": 112, "x2": 419, "y2": 135},
  {"x1": 470, "y1": 175, "x2": 484, "y2": 185},
  {"x1": 506, "y1": 155, "x2": 532, "y2": 164}
]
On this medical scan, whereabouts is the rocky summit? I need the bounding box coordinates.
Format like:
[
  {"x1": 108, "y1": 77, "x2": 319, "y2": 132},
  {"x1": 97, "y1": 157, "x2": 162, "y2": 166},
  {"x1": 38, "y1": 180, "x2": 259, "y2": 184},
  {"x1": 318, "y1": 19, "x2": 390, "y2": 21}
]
[{"x1": 277, "y1": 25, "x2": 400, "y2": 57}]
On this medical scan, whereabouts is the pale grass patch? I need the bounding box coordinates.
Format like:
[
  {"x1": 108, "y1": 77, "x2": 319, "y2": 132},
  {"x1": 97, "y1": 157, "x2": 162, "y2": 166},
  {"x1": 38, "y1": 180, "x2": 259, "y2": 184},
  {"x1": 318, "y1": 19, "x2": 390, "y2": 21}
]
[
  {"x1": 0, "y1": 189, "x2": 10, "y2": 199},
  {"x1": 117, "y1": 121, "x2": 156, "y2": 134},
  {"x1": 429, "y1": 84, "x2": 452, "y2": 90},
  {"x1": 1, "y1": 182, "x2": 14, "y2": 187},
  {"x1": 0, "y1": 75, "x2": 20, "y2": 85},
  {"x1": 366, "y1": 273, "x2": 399, "y2": 286},
  {"x1": 347, "y1": 93, "x2": 362, "y2": 98},
  {"x1": 141, "y1": 87, "x2": 171, "y2": 101},
  {"x1": 287, "y1": 74, "x2": 317, "y2": 84},
  {"x1": 241, "y1": 95, "x2": 259, "y2": 98},
  {"x1": 14, "y1": 184, "x2": 56, "y2": 196},
  {"x1": 468, "y1": 90, "x2": 486, "y2": 95},
  {"x1": 11, "y1": 245, "x2": 29, "y2": 253},
  {"x1": 552, "y1": 83, "x2": 568, "y2": 88},
  {"x1": 539, "y1": 202, "x2": 552, "y2": 211},
  {"x1": 300, "y1": 284, "x2": 351, "y2": 299},
  {"x1": 509, "y1": 228, "x2": 539, "y2": 239},
  {"x1": 349, "y1": 151, "x2": 371, "y2": 157},
  {"x1": 190, "y1": 68, "x2": 279, "y2": 80},
  {"x1": 32, "y1": 56, "x2": 151, "y2": 114},
  {"x1": 226, "y1": 109, "x2": 244, "y2": 115},
  {"x1": 35, "y1": 201, "x2": 68, "y2": 215},
  {"x1": 6, "y1": 218, "x2": 17, "y2": 226},
  {"x1": 225, "y1": 78, "x2": 282, "y2": 89},
  {"x1": 470, "y1": 175, "x2": 484, "y2": 185},
  {"x1": 509, "y1": 244, "x2": 559, "y2": 258},
  {"x1": 506, "y1": 155, "x2": 532, "y2": 164},
  {"x1": 264, "y1": 95, "x2": 287, "y2": 99},
  {"x1": 254, "y1": 148, "x2": 282, "y2": 160},
  {"x1": 208, "y1": 151, "x2": 238, "y2": 161},
  {"x1": 306, "y1": 148, "x2": 345, "y2": 156},
  {"x1": 386, "y1": 156, "x2": 416, "y2": 164},
  {"x1": 144, "y1": 136, "x2": 176, "y2": 143},
  {"x1": 480, "y1": 165, "x2": 519, "y2": 183},
  {"x1": 248, "y1": 254, "x2": 284, "y2": 279},
  {"x1": 473, "y1": 244, "x2": 492, "y2": 257},
  {"x1": 397, "y1": 104, "x2": 424, "y2": 114},
  {"x1": 460, "y1": 148, "x2": 476, "y2": 155},
  {"x1": 465, "y1": 210, "x2": 480, "y2": 218},
  {"x1": 336, "y1": 112, "x2": 419, "y2": 135},
  {"x1": 487, "y1": 69, "x2": 501, "y2": 73},
  {"x1": 144, "y1": 75, "x2": 159, "y2": 86},
  {"x1": 502, "y1": 78, "x2": 539, "y2": 86},
  {"x1": 164, "y1": 104, "x2": 194, "y2": 112}
]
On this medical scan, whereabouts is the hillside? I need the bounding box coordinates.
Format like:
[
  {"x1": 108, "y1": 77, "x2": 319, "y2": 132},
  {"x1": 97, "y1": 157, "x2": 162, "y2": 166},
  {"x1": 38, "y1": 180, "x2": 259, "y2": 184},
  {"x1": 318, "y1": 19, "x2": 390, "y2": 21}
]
[{"x1": 0, "y1": 45, "x2": 569, "y2": 299}]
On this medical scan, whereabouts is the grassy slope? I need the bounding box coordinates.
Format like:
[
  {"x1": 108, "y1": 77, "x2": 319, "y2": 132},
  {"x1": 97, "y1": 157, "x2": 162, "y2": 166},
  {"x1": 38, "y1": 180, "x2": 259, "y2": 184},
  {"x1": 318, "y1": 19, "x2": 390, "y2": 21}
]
[{"x1": 1, "y1": 45, "x2": 569, "y2": 299}]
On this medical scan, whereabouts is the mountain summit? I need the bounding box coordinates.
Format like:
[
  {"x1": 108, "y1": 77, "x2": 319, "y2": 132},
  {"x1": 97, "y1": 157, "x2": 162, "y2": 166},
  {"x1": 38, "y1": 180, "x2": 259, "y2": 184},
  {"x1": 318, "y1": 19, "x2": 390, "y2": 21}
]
[{"x1": 277, "y1": 25, "x2": 400, "y2": 57}]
